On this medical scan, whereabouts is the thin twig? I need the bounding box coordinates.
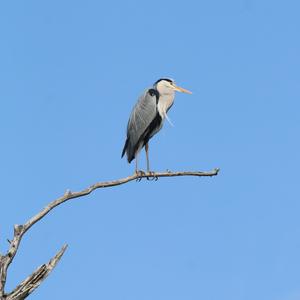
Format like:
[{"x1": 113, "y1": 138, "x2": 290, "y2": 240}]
[{"x1": 24, "y1": 168, "x2": 220, "y2": 237}]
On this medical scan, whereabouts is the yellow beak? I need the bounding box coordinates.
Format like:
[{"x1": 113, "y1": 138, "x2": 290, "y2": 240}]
[{"x1": 173, "y1": 84, "x2": 192, "y2": 94}]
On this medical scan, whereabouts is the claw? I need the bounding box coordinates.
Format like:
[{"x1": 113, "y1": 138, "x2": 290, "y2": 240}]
[
  {"x1": 135, "y1": 170, "x2": 145, "y2": 181},
  {"x1": 146, "y1": 171, "x2": 156, "y2": 181}
]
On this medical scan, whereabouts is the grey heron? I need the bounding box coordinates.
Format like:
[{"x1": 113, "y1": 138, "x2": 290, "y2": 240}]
[{"x1": 121, "y1": 78, "x2": 192, "y2": 174}]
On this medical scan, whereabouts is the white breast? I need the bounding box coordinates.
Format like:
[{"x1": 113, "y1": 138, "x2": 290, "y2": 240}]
[{"x1": 157, "y1": 94, "x2": 175, "y2": 119}]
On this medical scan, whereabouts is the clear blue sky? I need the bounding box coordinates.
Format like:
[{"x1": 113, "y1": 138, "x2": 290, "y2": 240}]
[{"x1": 1, "y1": 1, "x2": 300, "y2": 299}]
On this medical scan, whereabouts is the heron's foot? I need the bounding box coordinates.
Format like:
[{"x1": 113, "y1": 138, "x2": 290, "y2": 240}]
[
  {"x1": 146, "y1": 171, "x2": 158, "y2": 181},
  {"x1": 135, "y1": 170, "x2": 146, "y2": 182}
]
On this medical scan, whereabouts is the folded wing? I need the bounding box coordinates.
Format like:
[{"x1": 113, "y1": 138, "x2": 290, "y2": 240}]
[{"x1": 122, "y1": 88, "x2": 161, "y2": 163}]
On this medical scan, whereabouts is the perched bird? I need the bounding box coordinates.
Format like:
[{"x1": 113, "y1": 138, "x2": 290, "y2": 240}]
[{"x1": 122, "y1": 78, "x2": 192, "y2": 174}]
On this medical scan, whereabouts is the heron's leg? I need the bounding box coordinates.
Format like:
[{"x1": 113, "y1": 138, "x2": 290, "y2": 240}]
[
  {"x1": 145, "y1": 143, "x2": 157, "y2": 180},
  {"x1": 135, "y1": 152, "x2": 145, "y2": 181},
  {"x1": 135, "y1": 153, "x2": 138, "y2": 174},
  {"x1": 145, "y1": 143, "x2": 150, "y2": 173}
]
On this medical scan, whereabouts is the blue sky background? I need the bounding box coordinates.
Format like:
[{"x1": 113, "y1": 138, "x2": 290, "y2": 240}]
[{"x1": 1, "y1": 0, "x2": 300, "y2": 299}]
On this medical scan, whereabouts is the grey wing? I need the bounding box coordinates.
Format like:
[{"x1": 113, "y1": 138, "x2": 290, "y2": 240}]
[{"x1": 122, "y1": 89, "x2": 157, "y2": 162}]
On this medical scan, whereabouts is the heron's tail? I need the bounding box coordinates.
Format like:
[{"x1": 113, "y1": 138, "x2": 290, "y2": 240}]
[
  {"x1": 121, "y1": 138, "x2": 129, "y2": 158},
  {"x1": 121, "y1": 138, "x2": 136, "y2": 163}
]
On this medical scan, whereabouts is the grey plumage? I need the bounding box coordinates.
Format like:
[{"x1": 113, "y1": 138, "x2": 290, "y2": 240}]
[{"x1": 122, "y1": 88, "x2": 160, "y2": 162}]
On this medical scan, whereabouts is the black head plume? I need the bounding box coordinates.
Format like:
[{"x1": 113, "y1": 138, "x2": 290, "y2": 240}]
[{"x1": 154, "y1": 78, "x2": 174, "y2": 85}]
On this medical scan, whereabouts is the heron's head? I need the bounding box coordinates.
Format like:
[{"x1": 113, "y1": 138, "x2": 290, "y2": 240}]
[{"x1": 154, "y1": 78, "x2": 192, "y2": 95}]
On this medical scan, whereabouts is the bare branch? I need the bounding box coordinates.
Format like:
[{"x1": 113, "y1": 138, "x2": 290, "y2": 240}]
[
  {"x1": 0, "y1": 256, "x2": 7, "y2": 298},
  {"x1": 27, "y1": 168, "x2": 219, "y2": 242},
  {"x1": 0, "y1": 168, "x2": 219, "y2": 299},
  {"x1": 6, "y1": 245, "x2": 67, "y2": 300}
]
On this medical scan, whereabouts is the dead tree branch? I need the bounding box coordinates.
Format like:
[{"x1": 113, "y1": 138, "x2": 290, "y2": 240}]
[
  {"x1": 5, "y1": 245, "x2": 67, "y2": 300},
  {"x1": 0, "y1": 168, "x2": 219, "y2": 299}
]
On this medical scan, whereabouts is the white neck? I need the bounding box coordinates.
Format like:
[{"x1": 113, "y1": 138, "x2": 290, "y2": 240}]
[{"x1": 157, "y1": 92, "x2": 175, "y2": 119}]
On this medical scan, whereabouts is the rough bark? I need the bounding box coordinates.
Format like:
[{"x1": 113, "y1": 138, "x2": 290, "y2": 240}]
[{"x1": 6, "y1": 245, "x2": 67, "y2": 300}]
